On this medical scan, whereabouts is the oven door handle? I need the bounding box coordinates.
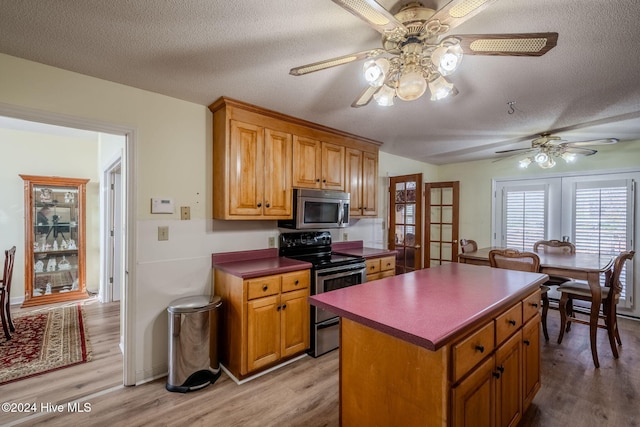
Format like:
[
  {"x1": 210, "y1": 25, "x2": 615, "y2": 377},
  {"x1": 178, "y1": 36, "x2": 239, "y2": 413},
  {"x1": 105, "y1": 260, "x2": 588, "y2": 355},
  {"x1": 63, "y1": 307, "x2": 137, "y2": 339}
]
[
  {"x1": 316, "y1": 267, "x2": 367, "y2": 281},
  {"x1": 317, "y1": 317, "x2": 340, "y2": 330}
]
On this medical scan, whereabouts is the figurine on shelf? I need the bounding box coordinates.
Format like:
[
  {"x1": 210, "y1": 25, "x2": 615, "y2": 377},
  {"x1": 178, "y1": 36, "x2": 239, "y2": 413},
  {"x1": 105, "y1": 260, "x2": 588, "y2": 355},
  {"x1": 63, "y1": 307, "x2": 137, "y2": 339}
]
[
  {"x1": 53, "y1": 240, "x2": 58, "y2": 251},
  {"x1": 64, "y1": 191, "x2": 74, "y2": 203},
  {"x1": 71, "y1": 279, "x2": 79, "y2": 291},
  {"x1": 45, "y1": 282, "x2": 52, "y2": 295},
  {"x1": 47, "y1": 257, "x2": 57, "y2": 272},
  {"x1": 58, "y1": 256, "x2": 70, "y2": 270},
  {"x1": 60, "y1": 239, "x2": 68, "y2": 250},
  {"x1": 68, "y1": 239, "x2": 77, "y2": 250},
  {"x1": 33, "y1": 288, "x2": 43, "y2": 296},
  {"x1": 34, "y1": 260, "x2": 44, "y2": 273}
]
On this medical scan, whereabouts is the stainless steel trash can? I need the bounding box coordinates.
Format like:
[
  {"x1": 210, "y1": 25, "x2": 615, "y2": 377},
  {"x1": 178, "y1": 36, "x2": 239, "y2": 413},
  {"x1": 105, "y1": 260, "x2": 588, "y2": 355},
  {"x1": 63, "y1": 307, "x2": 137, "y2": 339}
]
[{"x1": 166, "y1": 295, "x2": 222, "y2": 393}]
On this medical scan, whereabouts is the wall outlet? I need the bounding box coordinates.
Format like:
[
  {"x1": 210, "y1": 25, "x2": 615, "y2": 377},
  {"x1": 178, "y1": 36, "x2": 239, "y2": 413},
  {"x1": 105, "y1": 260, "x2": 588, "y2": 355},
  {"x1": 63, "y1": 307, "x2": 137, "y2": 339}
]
[
  {"x1": 158, "y1": 226, "x2": 169, "y2": 241},
  {"x1": 268, "y1": 236, "x2": 276, "y2": 248},
  {"x1": 343, "y1": 232, "x2": 348, "y2": 241},
  {"x1": 180, "y1": 206, "x2": 190, "y2": 220}
]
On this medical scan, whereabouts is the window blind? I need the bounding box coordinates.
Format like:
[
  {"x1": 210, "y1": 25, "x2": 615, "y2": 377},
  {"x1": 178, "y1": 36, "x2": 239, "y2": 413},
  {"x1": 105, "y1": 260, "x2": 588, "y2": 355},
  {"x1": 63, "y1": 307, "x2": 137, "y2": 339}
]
[{"x1": 504, "y1": 188, "x2": 546, "y2": 250}]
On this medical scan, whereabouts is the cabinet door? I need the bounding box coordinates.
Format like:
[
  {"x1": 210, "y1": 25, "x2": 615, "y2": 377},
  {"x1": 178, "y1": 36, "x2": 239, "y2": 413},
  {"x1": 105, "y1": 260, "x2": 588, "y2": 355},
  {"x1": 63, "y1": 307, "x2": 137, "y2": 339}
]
[
  {"x1": 247, "y1": 295, "x2": 281, "y2": 373},
  {"x1": 345, "y1": 148, "x2": 363, "y2": 216},
  {"x1": 321, "y1": 141, "x2": 345, "y2": 190},
  {"x1": 452, "y1": 355, "x2": 495, "y2": 427},
  {"x1": 229, "y1": 120, "x2": 264, "y2": 216},
  {"x1": 280, "y1": 289, "x2": 310, "y2": 357},
  {"x1": 263, "y1": 128, "x2": 292, "y2": 217},
  {"x1": 293, "y1": 135, "x2": 322, "y2": 188},
  {"x1": 361, "y1": 151, "x2": 378, "y2": 216},
  {"x1": 522, "y1": 316, "x2": 541, "y2": 411},
  {"x1": 495, "y1": 331, "x2": 523, "y2": 427}
]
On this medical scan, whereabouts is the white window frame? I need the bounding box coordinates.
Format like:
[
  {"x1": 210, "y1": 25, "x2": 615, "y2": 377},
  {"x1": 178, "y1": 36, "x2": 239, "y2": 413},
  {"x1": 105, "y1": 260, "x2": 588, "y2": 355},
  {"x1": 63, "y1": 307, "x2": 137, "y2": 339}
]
[{"x1": 493, "y1": 170, "x2": 638, "y2": 312}]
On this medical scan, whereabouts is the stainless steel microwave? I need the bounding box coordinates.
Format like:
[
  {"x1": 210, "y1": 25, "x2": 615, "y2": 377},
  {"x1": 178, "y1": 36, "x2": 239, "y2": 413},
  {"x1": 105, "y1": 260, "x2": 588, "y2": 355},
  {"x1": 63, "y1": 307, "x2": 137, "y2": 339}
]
[{"x1": 278, "y1": 189, "x2": 350, "y2": 229}]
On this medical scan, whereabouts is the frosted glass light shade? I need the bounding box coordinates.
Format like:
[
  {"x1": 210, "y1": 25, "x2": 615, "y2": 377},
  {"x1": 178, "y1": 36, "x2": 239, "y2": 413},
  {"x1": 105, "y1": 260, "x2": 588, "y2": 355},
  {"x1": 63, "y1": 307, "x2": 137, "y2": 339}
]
[
  {"x1": 396, "y1": 68, "x2": 427, "y2": 101},
  {"x1": 431, "y1": 43, "x2": 463, "y2": 76},
  {"x1": 374, "y1": 84, "x2": 395, "y2": 106},
  {"x1": 363, "y1": 58, "x2": 389, "y2": 87},
  {"x1": 428, "y1": 76, "x2": 455, "y2": 101}
]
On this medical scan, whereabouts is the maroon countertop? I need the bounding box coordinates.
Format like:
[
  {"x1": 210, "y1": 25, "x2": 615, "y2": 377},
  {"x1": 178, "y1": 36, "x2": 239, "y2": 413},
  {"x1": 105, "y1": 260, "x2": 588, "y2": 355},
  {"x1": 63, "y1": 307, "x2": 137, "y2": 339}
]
[
  {"x1": 332, "y1": 241, "x2": 396, "y2": 259},
  {"x1": 212, "y1": 249, "x2": 311, "y2": 279},
  {"x1": 309, "y1": 263, "x2": 547, "y2": 351}
]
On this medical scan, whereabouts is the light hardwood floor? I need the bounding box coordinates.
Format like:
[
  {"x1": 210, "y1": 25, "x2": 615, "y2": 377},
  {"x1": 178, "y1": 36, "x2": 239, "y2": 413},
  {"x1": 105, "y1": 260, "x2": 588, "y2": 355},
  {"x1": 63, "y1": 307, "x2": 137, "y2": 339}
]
[{"x1": 2, "y1": 301, "x2": 639, "y2": 426}]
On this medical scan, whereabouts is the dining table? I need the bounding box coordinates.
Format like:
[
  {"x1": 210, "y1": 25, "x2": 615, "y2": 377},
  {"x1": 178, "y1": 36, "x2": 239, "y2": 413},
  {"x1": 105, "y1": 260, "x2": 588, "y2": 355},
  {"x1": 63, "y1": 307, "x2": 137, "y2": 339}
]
[{"x1": 458, "y1": 246, "x2": 615, "y2": 367}]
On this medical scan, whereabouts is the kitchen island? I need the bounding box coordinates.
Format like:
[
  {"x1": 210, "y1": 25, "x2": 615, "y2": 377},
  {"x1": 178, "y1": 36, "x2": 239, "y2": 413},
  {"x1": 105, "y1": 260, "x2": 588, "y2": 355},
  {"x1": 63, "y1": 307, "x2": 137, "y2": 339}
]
[{"x1": 309, "y1": 262, "x2": 548, "y2": 427}]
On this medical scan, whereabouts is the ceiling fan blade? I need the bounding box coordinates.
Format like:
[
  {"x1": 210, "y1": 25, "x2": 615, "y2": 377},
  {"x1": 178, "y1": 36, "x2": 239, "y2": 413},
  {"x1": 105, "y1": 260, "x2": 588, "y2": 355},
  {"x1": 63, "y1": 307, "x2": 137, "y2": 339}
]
[
  {"x1": 429, "y1": 0, "x2": 500, "y2": 33},
  {"x1": 456, "y1": 32, "x2": 559, "y2": 56},
  {"x1": 351, "y1": 85, "x2": 378, "y2": 108},
  {"x1": 289, "y1": 48, "x2": 385, "y2": 76},
  {"x1": 562, "y1": 146, "x2": 598, "y2": 156},
  {"x1": 331, "y1": 0, "x2": 407, "y2": 38},
  {"x1": 492, "y1": 149, "x2": 536, "y2": 162},
  {"x1": 495, "y1": 147, "x2": 536, "y2": 154},
  {"x1": 563, "y1": 138, "x2": 619, "y2": 147}
]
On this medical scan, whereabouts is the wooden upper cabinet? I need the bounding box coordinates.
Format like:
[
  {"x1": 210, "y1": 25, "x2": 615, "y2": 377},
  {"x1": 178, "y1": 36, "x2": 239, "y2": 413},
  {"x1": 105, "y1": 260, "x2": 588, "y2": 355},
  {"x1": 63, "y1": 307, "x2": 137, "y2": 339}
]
[
  {"x1": 293, "y1": 137, "x2": 345, "y2": 190},
  {"x1": 346, "y1": 147, "x2": 378, "y2": 217},
  {"x1": 209, "y1": 97, "x2": 380, "y2": 220}
]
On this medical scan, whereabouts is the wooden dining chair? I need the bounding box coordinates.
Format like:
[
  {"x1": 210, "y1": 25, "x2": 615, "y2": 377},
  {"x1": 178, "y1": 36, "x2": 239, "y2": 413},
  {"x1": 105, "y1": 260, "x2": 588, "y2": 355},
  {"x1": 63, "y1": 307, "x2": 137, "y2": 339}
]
[
  {"x1": 557, "y1": 250, "x2": 635, "y2": 368},
  {"x1": 533, "y1": 240, "x2": 576, "y2": 286},
  {"x1": 489, "y1": 248, "x2": 550, "y2": 341},
  {"x1": 459, "y1": 239, "x2": 477, "y2": 254},
  {"x1": 0, "y1": 246, "x2": 17, "y2": 340}
]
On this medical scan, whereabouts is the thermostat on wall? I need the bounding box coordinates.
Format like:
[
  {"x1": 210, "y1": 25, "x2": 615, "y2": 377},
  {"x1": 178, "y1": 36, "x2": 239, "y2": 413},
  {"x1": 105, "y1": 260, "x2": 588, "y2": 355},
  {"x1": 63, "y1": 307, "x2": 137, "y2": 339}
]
[{"x1": 151, "y1": 198, "x2": 174, "y2": 214}]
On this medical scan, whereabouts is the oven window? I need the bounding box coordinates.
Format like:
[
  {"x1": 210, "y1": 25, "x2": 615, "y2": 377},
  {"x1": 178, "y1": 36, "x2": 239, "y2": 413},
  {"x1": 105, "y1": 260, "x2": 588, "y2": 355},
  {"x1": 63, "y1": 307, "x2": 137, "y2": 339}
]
[
  {"x1": 304, "y1": 201, "x2": 339, "y2": 224},
  {"x1": 323, "y1": 273, "x2": 362, "y2": 293}
]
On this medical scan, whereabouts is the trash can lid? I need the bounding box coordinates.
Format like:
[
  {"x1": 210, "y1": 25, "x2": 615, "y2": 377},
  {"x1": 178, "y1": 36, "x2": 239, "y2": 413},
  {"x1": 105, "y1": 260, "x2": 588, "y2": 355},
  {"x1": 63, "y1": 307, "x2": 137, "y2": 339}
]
[{"x1": 167, "y1": 295, "x2": 222, "y2": 314}]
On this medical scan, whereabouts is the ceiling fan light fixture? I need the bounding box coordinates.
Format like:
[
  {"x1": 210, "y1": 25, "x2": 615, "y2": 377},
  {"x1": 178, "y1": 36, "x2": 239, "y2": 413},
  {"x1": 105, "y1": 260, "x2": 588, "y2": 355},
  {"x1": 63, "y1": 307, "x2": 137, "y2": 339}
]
[
  {"x1": 363, "y1": 58, "x2": 389, "y2": 87},
  {"x1": 431, "y1": 42, "x2": 463, "y2": 76},
  {"x1": 374, "y1": 84, "x2": 396, "y2": 106},
  {"x1": 561, "y1": 152, "x2": 577, "y2": 163},
  {"x1": 518, "y1": 157, "x2": 532, "y2": 168},
  {"x1": 396, "y1": 65, "x2": 427, "y2": 101},
  {"x1": 428, "y1": 75, "x2": 455, "y2": 101},
  {"x1": 534, "y1": 151, "x2": 549, "y2": 164}
]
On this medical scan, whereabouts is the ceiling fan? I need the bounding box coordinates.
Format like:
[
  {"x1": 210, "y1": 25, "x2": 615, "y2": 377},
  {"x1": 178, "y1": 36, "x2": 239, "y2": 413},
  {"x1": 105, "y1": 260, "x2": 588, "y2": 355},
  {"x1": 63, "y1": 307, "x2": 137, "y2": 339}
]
[
  {"x1": 495, "y1": 133, "x2": 619, "y2": 168},
  {"x1": 289, "y1": 0, "x2": 558, "y2": 108}
]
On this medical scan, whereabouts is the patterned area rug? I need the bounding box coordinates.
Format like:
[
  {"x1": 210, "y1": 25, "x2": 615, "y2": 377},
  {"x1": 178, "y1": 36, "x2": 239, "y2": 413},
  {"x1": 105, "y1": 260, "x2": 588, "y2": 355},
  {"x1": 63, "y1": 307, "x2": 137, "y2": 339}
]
[{"x1": 0, "y1": 304, "x2": 92, "y2": 385}]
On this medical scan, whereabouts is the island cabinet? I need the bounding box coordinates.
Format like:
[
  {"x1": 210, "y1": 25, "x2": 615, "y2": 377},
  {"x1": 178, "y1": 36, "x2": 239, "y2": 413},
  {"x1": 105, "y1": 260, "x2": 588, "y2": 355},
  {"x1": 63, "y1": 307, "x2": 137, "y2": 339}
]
[
  {"x1": 309, "y1": 263, "x2": 546, "y2": 427},
  {"x1": 365, "y1": 255, "x2": 395, "y2": 281},
  {"x1": 214, "y1": 268, "x2": 310, "y2": 380},
  {"x1": 345, "y1": 147, "x2": 378, "y2": 217},
  {"x1": 292, "y1": 136, "x2": 345, "y2": 190},
  {"x1": 209, "y1": 97, "x2": 381, "y2": 220}
]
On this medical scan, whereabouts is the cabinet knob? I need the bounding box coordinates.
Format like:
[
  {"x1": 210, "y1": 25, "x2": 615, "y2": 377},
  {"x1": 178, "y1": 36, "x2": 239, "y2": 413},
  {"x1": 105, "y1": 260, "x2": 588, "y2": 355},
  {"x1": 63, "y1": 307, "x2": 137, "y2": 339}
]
[
  {"x1": 508, "y1": 319, "x2": 516, "y2": 326},
  {"x1": 316, "y1": 179, "x2": 320, "y2": 182},
  {"x1": 531, "y1": 302, "x2": 539, "y2": 308},
  {"x1": 265, "y1": 203, "x2": 270, "y2": 208},
  {"x1": 497, "y1": 365, "x2": 505, "y2": 373},
  {"x1": 294, "y1": 280, "x2": 299, "y2": 285},
  {"x1": 262, "y1": 285, "x2": 268, "y2": 291},
  {"x1": 322, "y1": 179, "x2": 326, "y2": 183},
  {"x1": 282, "y1": 304, "x2": 287, "y2": 310},
  {"x1": 277, "y1": 305, "x2": 281, "y2": 311},
  {"x1": 475, "y1": 345, "x2": 485, "y2": 353},
  {"x1": 257, "y1": 202, "x2": 262, "y2": 207},
  {"x1": 523, "y1": 339, "x2": 531, "y2": 346},
  {"x1": 492, "y1": 371, "x2": 501, "y2": 379}
]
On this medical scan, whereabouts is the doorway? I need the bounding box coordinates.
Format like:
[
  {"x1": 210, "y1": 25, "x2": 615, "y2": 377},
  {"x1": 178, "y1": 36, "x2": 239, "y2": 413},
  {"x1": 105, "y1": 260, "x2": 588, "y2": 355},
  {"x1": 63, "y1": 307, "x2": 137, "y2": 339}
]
[
  {"x1": 424, "y1": 181, "x2": 460, "y2": 267},
  {"x1": 0, "y1": 106, "x2": 134, "y2": 386}
]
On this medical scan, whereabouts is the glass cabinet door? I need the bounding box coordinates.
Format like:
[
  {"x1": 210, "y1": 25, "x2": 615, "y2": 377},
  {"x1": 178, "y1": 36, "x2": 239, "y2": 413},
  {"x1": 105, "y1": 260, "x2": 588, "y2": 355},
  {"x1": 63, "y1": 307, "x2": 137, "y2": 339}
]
[{"x1": 20, "y1": 175, "x2": 89, "y2": 307}]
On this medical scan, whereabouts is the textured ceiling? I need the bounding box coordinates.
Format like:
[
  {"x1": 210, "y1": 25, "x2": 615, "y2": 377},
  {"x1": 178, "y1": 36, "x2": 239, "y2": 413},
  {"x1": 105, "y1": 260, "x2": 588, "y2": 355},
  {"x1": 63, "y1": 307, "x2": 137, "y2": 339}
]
[{"x1": 1, "y1": 0, "x2": 639, "y2": 164}]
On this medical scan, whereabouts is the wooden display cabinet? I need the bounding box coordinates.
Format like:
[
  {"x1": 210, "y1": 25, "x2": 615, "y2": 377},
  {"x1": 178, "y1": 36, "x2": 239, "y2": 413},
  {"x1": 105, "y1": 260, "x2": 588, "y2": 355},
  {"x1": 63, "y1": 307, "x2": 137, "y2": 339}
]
[{"x1": 20, "y1": 175, "x2": 89, "y2": 307}]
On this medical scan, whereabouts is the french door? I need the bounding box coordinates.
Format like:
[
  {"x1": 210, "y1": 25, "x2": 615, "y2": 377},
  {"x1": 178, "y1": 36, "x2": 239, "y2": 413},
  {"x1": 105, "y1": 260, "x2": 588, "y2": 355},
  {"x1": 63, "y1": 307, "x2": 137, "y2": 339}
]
[
  {"x1": 425, "y1": 181, "x2": 459, "y2": 267},
  {"x1": 389, "y1": 174, "x2": 423, "y2": 274}
]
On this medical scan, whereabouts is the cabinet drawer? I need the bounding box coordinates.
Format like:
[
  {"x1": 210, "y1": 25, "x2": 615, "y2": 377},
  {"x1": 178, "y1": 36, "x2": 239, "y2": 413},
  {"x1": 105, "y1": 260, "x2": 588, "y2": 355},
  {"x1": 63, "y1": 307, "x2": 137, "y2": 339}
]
[
  {"x1": 452, "y1": 321, "x2": 495, "y2": 382},
  {"x1": 366, "y1": 258, "x2": 381, "y2": 275},
  {"x1": 247, "y1": 276, "x2": 280, "y2": 300},
  {"x1": 495, "y1": 302, "x2": 523, "y2": 346},
  {"x1": 379, "y1": 256, "x2": 396, "y2": 272},
  {"x1": 522, "y1": 289, "x2": 542, "y2": 322},
  {"x1": 281, "y1": 270, "x2": 309, "y2": 293},
  {"x1": 380, "y1": 269, "x2": 395, "y2": 279}
]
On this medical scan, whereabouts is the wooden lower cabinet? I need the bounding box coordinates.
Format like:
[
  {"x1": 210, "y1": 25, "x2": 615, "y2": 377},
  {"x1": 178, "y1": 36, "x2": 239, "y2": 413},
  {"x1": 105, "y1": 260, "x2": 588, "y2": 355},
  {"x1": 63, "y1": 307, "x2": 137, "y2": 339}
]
[
  {"x1": 339, "y1": 288, "x2": 541, "y2": 426},
  {"x1": 365, "y1": 255, "x2": 396, "y2": 281},
  {"x1": 215, "y1": 269, "x2": 310, "y2": 379}
]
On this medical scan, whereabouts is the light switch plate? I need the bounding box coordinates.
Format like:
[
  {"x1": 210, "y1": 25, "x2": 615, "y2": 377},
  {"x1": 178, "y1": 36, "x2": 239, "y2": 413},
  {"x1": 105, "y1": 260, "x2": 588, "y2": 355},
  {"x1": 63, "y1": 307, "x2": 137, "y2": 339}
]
[{"x1": 158, "y1": 226, "x2": 169, "y2": 241}]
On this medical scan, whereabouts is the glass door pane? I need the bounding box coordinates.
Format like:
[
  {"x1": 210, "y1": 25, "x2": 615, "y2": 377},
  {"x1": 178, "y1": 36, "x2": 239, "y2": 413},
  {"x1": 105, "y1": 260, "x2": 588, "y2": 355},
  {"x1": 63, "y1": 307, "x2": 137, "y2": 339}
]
[
  {"x1": 425, "y1": 181, "x2": 459, "y2": 268},
  {"x1": 389, "y1": 174, "x2": 423, "y2": 274}
]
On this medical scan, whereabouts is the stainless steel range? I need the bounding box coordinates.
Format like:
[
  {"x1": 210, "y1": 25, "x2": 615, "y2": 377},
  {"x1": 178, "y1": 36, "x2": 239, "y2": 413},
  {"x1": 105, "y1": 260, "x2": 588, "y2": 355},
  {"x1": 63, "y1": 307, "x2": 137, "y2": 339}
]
[{"x1": 279, "y1": 231, "x2": 366, "y2": 357}]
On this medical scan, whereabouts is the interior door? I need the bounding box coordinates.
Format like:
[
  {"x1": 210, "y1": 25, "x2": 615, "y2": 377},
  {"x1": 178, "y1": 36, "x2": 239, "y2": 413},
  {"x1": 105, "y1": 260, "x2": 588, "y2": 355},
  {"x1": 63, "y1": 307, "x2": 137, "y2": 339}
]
[
  {"x1": 425, "y1": 181, "x2": 459, "y2": 267},
  {"x1": 389, "y1": 174, "x2": 423, "y2": 274}
]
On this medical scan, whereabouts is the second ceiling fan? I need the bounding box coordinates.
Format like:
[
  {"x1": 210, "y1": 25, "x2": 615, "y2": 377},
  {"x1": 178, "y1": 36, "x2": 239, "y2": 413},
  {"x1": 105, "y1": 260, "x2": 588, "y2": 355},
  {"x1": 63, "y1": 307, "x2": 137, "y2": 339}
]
[{"x1": 290, "y1": 0, "x2": 558, "y2": 107}]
